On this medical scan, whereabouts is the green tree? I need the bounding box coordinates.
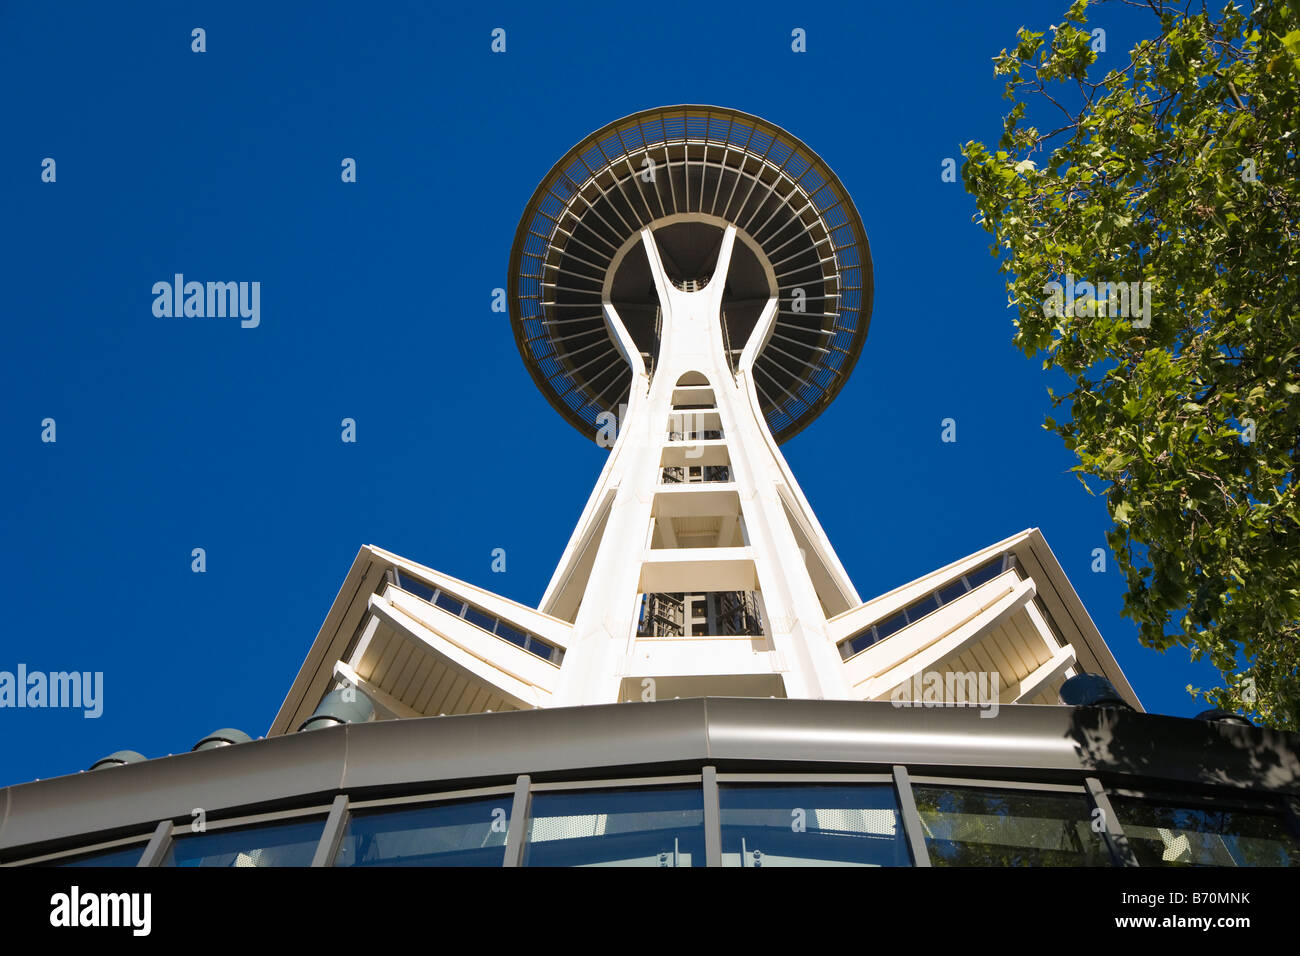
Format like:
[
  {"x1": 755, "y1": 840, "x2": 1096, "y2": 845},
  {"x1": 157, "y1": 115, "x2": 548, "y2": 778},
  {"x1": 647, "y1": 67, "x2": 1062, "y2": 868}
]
[{"x1": 962, "y1": 0, "x2": 1300, "y2": 728}]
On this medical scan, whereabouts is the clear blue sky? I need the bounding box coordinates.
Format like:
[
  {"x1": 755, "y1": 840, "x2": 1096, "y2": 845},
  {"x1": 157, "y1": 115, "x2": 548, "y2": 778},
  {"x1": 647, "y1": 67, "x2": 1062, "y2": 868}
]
[{"x1": 0, "y1": 0, "x2": 1221, "y2": 786}]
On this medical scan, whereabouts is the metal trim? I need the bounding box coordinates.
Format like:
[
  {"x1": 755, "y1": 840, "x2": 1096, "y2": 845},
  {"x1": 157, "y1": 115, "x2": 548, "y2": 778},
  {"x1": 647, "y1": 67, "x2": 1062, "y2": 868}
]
[
  {"x1": 530, "y1": 774, "x2": 702, "y2": 793},
  {"x1": 906, "y1": 776, "x2": 1087, "y2": 793},
  {"x1": 715, "y1": 773, "x2": 892, "y2": 784},
  {"x1": 347, "y1": 784, "x2": 517, "y2": 812},
  {"x1": 311, "y1": 795, "x2": 349, "y2": 868},
  {"x1": 167, "y1": 804, "x2": 332, "y2": 834},
  {"x1": 137, "y1": 820, "x2": 172, "y2": 868},
  {"x1": 7, "y1": 832, "x2": 153, "y2": 868},
  {"x1": 702, "y1": 766, "x2": 721, "y2": 867},
  {"x1": 892, "y1": 766, "x2": 929, "y2": 867},
  {"x1": 1085, "y1": 777, "x2": 1138, "y2": 867},
  {"x1": 502, "y1": 775, "x2": 531, "y2": 868}
]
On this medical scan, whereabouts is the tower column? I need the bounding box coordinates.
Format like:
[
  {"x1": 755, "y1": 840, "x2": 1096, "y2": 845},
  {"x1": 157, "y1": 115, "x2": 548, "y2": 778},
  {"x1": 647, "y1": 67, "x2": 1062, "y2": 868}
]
[{"x1": 551, "y1": 225, "x2": 852, "y2": 706}]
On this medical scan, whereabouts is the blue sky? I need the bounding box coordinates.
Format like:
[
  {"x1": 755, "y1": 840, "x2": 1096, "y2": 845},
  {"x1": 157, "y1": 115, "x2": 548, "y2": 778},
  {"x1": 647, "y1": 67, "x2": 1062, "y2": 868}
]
[{"x1": 0, "y1": 0, "x2": 1222, "y2": 786}]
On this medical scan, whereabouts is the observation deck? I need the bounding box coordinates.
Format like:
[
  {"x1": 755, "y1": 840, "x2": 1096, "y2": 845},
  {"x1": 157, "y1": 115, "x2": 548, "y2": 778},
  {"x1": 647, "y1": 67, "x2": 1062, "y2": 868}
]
[{"x1": 508, "y1": 105, "x2": 873, "y2": 444}]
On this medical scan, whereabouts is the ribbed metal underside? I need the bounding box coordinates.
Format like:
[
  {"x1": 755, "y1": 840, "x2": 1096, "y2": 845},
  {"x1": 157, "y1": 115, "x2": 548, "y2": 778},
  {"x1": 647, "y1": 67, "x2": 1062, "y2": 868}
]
[{"x1": 508, "y1": 106, "x2": 873, "y2": 444}]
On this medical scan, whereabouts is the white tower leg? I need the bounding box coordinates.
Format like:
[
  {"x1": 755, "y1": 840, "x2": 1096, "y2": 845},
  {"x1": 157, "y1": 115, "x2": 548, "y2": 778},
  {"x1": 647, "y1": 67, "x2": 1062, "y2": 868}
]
[{"x1": 546, "y1": 225, "x2": 858, "y2": 706}]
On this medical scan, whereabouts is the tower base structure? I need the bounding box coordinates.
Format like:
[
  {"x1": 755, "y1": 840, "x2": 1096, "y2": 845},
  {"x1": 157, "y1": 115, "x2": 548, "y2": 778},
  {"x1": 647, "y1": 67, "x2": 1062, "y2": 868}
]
[
  {"x1": 4, "y1": 696, "x2": 1299, "y2": 867},
  {"x1": 267, "y1": 524, "x2": 1139, "y2": 733}
]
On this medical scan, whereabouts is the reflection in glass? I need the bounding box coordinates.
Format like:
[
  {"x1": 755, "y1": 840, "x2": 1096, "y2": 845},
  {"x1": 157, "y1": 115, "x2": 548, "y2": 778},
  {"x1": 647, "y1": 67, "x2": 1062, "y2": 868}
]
[
  {"x1": 524, "y1": 787, "x2": 705, "y2": 866},
  {"x1": 720, "y1": 784, "x2": 910, "y2": 866},
  {"x1": 1112, "y1": 797, "x2": 1300, "y2": 866},
  {"x1": 913, "y1": 786, "x2": 1112, "y2": 866},
  {"x1": 336, "y1": 797, "x2": 509, "y2": 866},
  {"x1": 160, "y1": 817, "x2": 324, "y2": 867}
]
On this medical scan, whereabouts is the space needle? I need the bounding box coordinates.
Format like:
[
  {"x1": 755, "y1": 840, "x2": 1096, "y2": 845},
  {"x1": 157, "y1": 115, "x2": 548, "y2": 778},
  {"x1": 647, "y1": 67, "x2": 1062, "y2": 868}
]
[
  {"x1": 508, "y1": 105, "x2": 874, "y2": 705},
  {"x1": 16, "y1": 109, "x2": 1290, "y2": 873},
  {"x1": 273, "y1": 105, "x2": 1138, "y2": 719}
]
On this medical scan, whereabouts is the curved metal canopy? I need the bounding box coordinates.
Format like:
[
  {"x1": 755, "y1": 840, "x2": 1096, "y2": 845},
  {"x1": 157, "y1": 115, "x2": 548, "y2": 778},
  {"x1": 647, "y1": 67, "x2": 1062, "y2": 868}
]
[{"x1": 508, "y1": 105, "x2": 873, "y2": 444}]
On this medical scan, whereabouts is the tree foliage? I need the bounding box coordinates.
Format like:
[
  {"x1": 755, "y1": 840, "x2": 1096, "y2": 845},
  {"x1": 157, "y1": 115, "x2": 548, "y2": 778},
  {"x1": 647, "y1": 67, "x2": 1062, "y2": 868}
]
[{"x1": 962, "y1": 0, "x2": 1300, "y2": 728}]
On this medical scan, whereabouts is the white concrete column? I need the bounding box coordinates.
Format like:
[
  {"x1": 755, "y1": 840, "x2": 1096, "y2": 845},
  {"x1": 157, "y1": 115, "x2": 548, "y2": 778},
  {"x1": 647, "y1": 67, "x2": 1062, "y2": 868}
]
[{"x1": 551, "y1": 224, "x2": 854, "y2": 705}]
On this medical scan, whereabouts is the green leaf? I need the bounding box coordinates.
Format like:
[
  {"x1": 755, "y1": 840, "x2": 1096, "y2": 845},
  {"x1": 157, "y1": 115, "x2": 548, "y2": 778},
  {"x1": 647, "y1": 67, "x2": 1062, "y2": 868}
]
[{"x1": 960, "y1": 0, "x2": 1300, "y2": 729}]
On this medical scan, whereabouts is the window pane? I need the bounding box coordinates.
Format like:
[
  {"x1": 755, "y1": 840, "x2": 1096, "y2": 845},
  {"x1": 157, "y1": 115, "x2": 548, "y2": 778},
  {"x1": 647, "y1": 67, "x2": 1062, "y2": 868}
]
[
  {"x1": 720, "y1": 784, "x2": 910, "y2": 867},
  {"x1": 336, "y1": 797, "x2": 509, "y2": 867},
  {"x1": 161, "y1": 817, "x2": 325, "y2": 867},
  {"x1": 1112, "y1": 797, "x2": 1300, "y2": 867},
  {"x1": 874, "y1": 612, "x2": 907, "y2": 640},
  {"x1": 936, "y1": 581, "x2": 967, "y2": 605},
  {"x1": 463, "y1": 604, "x2": 495, "y2": 633},
  {"x1": 912, "y1": 786, "x2": 1112, "y2": 866},
  {"x1": 396, "y1": 573, "x2": 435, "y2": 603},
  {"x1": 524, "y1": 786, "x2": 705, "y2": 866},
  {"x1": 496, "y1": 621, "x2": 528, "y2": 649},
  {"x1": 964, "y1": 560, "x2": 1005, "y2": 589},
  {"x1": 434, "y1": 591, "x2": 465, "y2": 616},
  {"x1": 905, "y1": 594, "x2": 940, "y2": 622},
  {"x1": 47, "y1": 844, "x2": 145, "y2": 867},
  {"x1": 843, "y1": 628, "x2": 876, "y2": 657}
]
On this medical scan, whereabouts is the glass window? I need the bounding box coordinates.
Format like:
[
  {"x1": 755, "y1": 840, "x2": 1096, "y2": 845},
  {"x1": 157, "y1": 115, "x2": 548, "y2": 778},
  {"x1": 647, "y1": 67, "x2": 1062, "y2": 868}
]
[
  {"x1": 720, "y1": 784, "x2": 910, "y2": 867},
  {"x1": 964, "y1": 559, "x2": 1006, "y2": 589},
  {"x1": 524, "y1": 786, "x2": 706, "y2": 866},
  {"x1": 841, "y1": 628, "x2": 876, "y2": 658},
  {"x1": 912, "y1": 786, "x2": 1112, "y2": 866},
  {"x1": 691, "y1": 600, "x2": 707, "y2": 617},
  {"x1": 161, "y1": 817, "x2": 325, "y2": 867},
  {"x1": 463, "y1": 604, "x2": 496, "y2": 633},
  {"x1": 496, "y1": 621, "x2": 528, "y2": 649},
  {"x1": 1111, "y1": 796, "x2": 1300, "y2": 867},
  {"x1": 46, "y1": 844, "x2": 146, "y2": 867},
  {"x1": 395, "y1": 573, "x2": 435, "y2": 603},
  {"x1": 336, "y1": 797, "x2": 510, "y2": 867},
  {"x1": 936, "y1": 580, "x2": 967, "y2": 605},
  {"x1": 874, "y1": 611, "x2": 908, "y2": 641},
  {"x1": 905, "y1": 594, "x2": 940, "y2": 622},
  {"x1": 434, "y1": 591, "x2": 465, "y2": 616}
]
